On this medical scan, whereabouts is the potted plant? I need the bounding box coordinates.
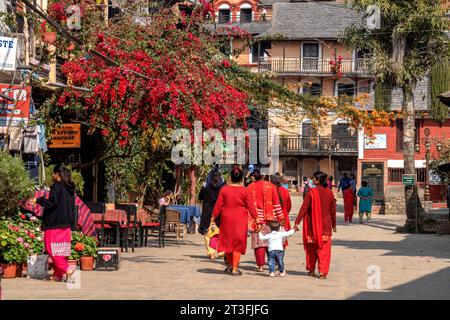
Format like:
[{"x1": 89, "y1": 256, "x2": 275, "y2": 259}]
[
  {"x1": 69, "y1": 231, "x2": 84, "y2": 266},
  {"x1": 40, "y1": 20, "x2": 57, "y2": 44},
  {"x1": 0, "y1": 218, "x2": 29, "y2": 278},
  {"x1": 79, "y1": 235, "x2": 98, "y2": 271}
]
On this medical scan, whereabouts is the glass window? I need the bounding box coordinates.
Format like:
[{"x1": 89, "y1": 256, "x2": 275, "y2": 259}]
[
  {"x1": 337, "y1": 82, "x2": 355, "y2": 97},
  {"x1": 302, "y1": 82, "x2": 322, "y2": 96},
  {"x1": 240, "y1": 8, "x2": 252, "y2": 23},
  {"x1": 303, "y1": 43, "x2": 319, "y2": 58},
  {"x1": 218, "y1": 9, "x2": 231, "y2": 23},
  {"x1": 251, "y1": 41, "x2": 271, "y2": 64}
]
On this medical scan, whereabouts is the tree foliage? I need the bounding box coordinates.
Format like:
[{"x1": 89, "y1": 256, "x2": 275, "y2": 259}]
[
  {"x1": 340, "y1": 0, "x2": 450, "y2": 91},
  {"x1": 0, "y1": 152, "x2": 35, "y2": 218}
]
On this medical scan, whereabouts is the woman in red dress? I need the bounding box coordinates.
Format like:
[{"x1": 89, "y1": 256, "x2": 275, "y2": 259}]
[
  {"x1": 247, "y1": 169, "x2": 284, "y2": 271},
  {"x1": 343, "y1": 184, "x2": 355, "y2": 223},
  {"x1": 211, "y1": 167, "x2": 258, "y2": 276},
  {"x1": 294, "y1": 171, "x2": 336, "y2": 279},
  {"x1": 270, "y1": 174, "x2": 292, "y2": 249}
]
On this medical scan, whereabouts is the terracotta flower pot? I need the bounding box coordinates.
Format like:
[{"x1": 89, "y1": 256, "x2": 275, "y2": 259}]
[
  {"x1": 21, "y1": 262, "x2": 27, "y2": 277},
  {"x1": 1, "y1": 263, "x2": 18, "y2": 279},
  {"x1": 16, "y1": 264, "x2": 23, "y2": 277},
  {"x1": 68, "y1": 259, "x2": 78, "y2": 267},
  {"x1": 80, "y1": 256, "x2": 95, "y2": 271},
  {"x1": 42, "y1": 31, "x2": 57, "y2": 44}
]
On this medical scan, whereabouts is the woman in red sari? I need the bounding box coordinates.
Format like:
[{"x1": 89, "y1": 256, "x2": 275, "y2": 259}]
[
  {"x1": 210, "y1": 167, "x2": 258, "y2": 276},
  {"x1": 247, "y1": 169, "x2": 284, "y2": 272},
  {"x1": 270, "y1": 174, "x2": 292, "y2": 249},
  {"x1": 294, "y1": 171, "x2": 336, "y2": 279},
  {"x1": 343, "y1": 184, "x2": 354, "y2": 223}
]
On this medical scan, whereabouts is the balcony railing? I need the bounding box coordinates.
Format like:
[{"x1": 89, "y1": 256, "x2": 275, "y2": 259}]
[
  {"x1": 259, "y1": 57, "x2": 369, "y2": 74},
  {"x1": 279, "y1": 135, "x2": 358, "y2": 154},
  {"x1": 216, "y1": 14, "x2": 272, "y2": 24}
]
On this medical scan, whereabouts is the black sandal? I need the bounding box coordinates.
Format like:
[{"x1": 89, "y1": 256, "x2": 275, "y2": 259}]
[
  {"x1": 319, "y1": 273, "x2": 327, "y2": 280},
  {"x1": 224, "y1": 267, "x2": 232, "y2": 274}
]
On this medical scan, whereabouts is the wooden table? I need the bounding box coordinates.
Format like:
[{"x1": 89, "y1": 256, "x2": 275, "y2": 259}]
[{"x1": 92, "y1": 209, "x2": 127, "y2": 247}]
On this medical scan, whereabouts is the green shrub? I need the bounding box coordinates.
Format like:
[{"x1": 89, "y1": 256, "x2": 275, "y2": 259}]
[
  {"x1": 0, "y1": 216, "x2": 43, "y2": 263},
  {"x1": 0, "y1": 152, "x2": 35, "y2": 217}
]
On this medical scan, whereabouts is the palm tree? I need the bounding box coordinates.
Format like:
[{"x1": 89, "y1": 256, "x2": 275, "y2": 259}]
[{"x1": 340, "y1": 0, "x2": 450, "y2": 232}]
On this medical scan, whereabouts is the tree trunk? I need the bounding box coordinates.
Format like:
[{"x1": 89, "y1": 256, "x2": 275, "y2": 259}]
[
  {"x1": 402, "y1": 85, "x2": 424, "y2": 232},
  {"x1": 174, "y1": 165, "x2": 183, "y2": 202},
  {"x1": 189, "y1": 165, "x2": 197, "y2": 205}
]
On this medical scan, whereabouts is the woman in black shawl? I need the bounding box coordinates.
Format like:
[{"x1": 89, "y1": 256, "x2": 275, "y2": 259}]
[{"x1": 199, "y1": 167, "x2": 225, "y2": 258}]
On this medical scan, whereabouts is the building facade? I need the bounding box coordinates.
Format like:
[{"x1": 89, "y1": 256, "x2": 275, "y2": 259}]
[{"x1": 213, "y1": 0, "x2": 450, "y2": 209}]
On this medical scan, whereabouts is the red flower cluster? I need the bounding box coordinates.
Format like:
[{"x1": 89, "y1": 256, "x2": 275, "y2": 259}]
[
  {"x1": 74, "y1": 242, "x2": 85, "y2": 252},
  {"x1": 48, "y1": 1, "x2": 66, "y2": 21},
  {"x1": 8, "y1": 225, "x2": 20, "y2": 232},
  {"x1": 59, "y1": 12, "x2": 250, "y2": 148},
  {"x1": 199, "y1": 0, "x2": 214, "y2": 18},
  {"x1": 330, "y1": 55, "x2": 343, "y2": 80},
  {"x1": 222, "y1": 59, "x2": 231, "y2": 68}
]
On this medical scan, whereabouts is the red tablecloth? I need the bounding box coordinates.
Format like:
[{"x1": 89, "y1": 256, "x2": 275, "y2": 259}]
[
  {"x1": 20, "y1": 190, "x2": 96, "y2": 237},
  {"x1": 92, "y1": 210, "x2": 127, "y2": 224}
]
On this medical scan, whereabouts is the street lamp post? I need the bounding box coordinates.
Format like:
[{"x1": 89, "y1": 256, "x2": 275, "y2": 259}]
[{"x1": 415, "y1": 128, "x2": 442, "y2": 202}]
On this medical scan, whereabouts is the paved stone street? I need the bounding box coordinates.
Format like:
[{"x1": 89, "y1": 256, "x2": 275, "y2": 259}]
[{"x1": 2, "y1": 196, "x2": 450, "y2": 300}]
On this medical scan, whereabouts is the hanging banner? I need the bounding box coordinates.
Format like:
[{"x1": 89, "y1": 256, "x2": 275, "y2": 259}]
[
  {"x1": 0, "y1": 84, "x2": 31, "y2": 127},
  {"x1": 48, "y1": 124, "x2": 81, "y2": 148},
  {"x1": 0, "y1": 36, "x2": 18, "y2": 71}
]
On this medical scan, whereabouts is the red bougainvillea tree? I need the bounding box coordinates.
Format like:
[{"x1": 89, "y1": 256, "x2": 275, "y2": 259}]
[{"x1": 54, "y1": 5, "x2": 249, "y2": 149}]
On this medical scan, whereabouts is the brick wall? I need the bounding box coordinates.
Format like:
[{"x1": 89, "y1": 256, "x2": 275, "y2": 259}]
[{"x1": 364, "y1": 119, "x2": 450, "y2": 161}]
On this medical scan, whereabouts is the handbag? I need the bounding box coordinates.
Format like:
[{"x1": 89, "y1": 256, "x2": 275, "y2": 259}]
[
  {"x1": 206, "y1": 224, "x2": 220, "y2": 251},
  {"x1": 22, "y1": 125, "x2": 39, "y2": 154},
  {"x1": 8, "y1": 127, "x2": 23, "y2": 151}
]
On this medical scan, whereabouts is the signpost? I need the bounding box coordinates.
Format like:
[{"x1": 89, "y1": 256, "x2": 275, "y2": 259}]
[
  {"x1": 0, "y1": 36, "x2": 18, "y2": 72},
  {"x1": 402, "y1": 174, "x2": 418, "y2": 233},
  {"x1": 402, "y1": 174, "x2": 416, "y2": 186},
  {"x1": 48, "y1": 124, "x2": 81, "y2": 148}
]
